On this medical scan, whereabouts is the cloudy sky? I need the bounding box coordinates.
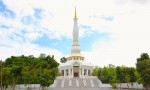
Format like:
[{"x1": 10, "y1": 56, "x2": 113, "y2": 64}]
[{"x1": 0, "y1": 0, "x2": 150, "y2": 67}]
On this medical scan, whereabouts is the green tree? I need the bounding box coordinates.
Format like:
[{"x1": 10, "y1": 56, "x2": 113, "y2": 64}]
[
  {"x1": 137, "y1": 53, "x2": 149, "y2": 61},
  {"x1": 3, "y1": 54, "x2": 59, "y2": 90},
  {"x1": 136, "y1": 53, "x2": 150, "y2": 90},
  {"x1": 129, "y1": 68, "x2": 137, "y2": 89},
  {"x1": 92, "y1": 65, "x2": 116, "y2": 84},
  {"x1": 116, "y1": 66, "x2": 124, "y2": 90},
  {"x1": 10, "y1": 65, "x2": 23, "y2": 90},
  {"x1": 2, "y1": 67, "x2": 12, "y2": 89},
  {"x1": 92, "y1": 65, "x2": 138, "y2": 89},
  {"x1": 39, "y1": 53, "x2": 46, "y2": 58},
  {"x1": 60, "y1": 57, "x2": 67, "y2": 63}
]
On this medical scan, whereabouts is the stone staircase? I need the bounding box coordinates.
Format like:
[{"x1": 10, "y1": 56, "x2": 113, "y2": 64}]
[
  {"x1": 56, "y1": 79, "x2": 61, "y2": 87},
  {"x1": 50, "y1": 77, "x2": 112, "y2": 90},
  {"x1": 93, "y1": 78, "x2": 100, "y2": 87},
  {"x1": 79, "y1": 78, "x2": 84, "y2": 87},
  {"x1": 51, "y1": 76, "x2": 102, "y2": 88},
  {"x1": 64, "y1": 79, "x2": 69, "y2": 87},
  {"x1": 72, "y1": 78, "x2": 76, "y2": 87}
]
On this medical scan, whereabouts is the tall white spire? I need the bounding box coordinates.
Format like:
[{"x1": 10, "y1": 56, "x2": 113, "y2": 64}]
[
  {"x1": 73, "y1": 6, "x2": 79, "y2": 45},
  {"x1": 71, "y1": 7, "x2": 81, "y2": 55},
  {"x1": 74, "y1": 6, "x2": 77, "y2": 18},
  {"x1": 67, "y1": 7, "x2": 84, "y2": 61}
]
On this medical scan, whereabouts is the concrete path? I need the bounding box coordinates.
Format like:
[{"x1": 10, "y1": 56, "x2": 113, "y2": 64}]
[{"x1": 50, "y1": 87, "x2": 112, "y2": 90}]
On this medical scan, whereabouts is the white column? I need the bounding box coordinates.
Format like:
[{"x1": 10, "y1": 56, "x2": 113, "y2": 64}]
[
  {"x1": 80, "y1": 69, "x2": 82, "y2": 76},
  {"x1": 87, "y1": 69, "x2": 88, "y2": 76},
  {"x1": 72, "y1": 68, "x2": 74, "y2": 77},
  {"x1": 79, "y1": 68, "x2": 80, "y2": 76},
  {"x1": 69, "y1": 69, "x2": 71, "y2": 76},
  {"x1": 67, "y1": 69, "x2": 68, "y2": 76},
  {"x1": 82, "y1": 68, "x2": 84, "y2": 75},
  {"x1": 64, "y1": 69, "x2": 66, "y2": 76}
]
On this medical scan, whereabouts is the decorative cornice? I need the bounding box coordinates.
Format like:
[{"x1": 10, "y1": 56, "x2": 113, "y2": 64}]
[
  {"x1": 67, "y1": 56, "x2": 84, "y2": 59},
  {"x1": 72, "y1": 44, "x2": 80, "y2": 46}
]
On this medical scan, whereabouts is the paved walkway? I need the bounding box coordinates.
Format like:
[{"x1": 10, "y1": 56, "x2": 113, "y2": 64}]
[{"x1": 50, "y1": 87, "x2": 112, "y2": 90}]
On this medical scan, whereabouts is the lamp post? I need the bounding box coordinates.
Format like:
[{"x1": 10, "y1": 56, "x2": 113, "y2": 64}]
[{"x1": 1, "y1": 59, "x2": 2, "y2": 90}]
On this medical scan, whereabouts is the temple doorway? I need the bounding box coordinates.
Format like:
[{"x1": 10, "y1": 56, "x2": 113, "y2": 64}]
[
  {"x1": 74, "y1": 72, "x2": 79, "y2": 77},
  {"x1": 73, "y1": 66, "x2": 79, "y2": 77}
]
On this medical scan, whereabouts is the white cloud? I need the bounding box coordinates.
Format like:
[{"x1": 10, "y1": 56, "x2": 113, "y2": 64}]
[
  {"x1": 0, "y1": 43, "x2": 64, "y2": 63},
  {"x1": 81, "y1": 0, "x2": 150, "y2": 67},
  {"x1": 0, "y1": 0, "x2": 150, "y2": 67}
]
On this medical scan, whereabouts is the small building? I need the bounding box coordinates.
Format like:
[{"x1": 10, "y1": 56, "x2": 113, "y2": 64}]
[{"x1": 58, "y1": 8, "x2": 93, "y2": 78}]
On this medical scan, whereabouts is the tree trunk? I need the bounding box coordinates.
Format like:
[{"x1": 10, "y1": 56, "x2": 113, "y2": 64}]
[
  {"x1": 42, "y1": 86, "x2": 44, "y2": 90},
  {"x1": 131, "y1": 83, "x2": 133, "y2": 89},
  {"x1": 146, "y1": 84, "x2": 150, "y2": 90},
  {"x1": 13, "y1": 81, "x2": 15, "y2": 90},
  {"x1": 120, "y1": 83, "x2": 121, "y2": 90},
  {"x1": 13, "y1": 85, "x2": 15, "y2": 90},
  {"x1": 127, "y1": 83, "x2": 129, "y2": 89},
  {"x1": 12, "y1": 77, "x2": 16, "y2": 90}
]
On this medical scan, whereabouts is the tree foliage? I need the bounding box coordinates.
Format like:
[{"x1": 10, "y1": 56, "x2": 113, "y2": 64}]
[
  {"x1": 92, "y1": 64, "x2": 117, "y2": 84},
  {"x1": 1, "y1": 54, "x2": 59, "y2": 90},
  {"x1": 92, "y1": 64, "x2": 138, "y2": 89},
  {"x1": 136, "y1": 53, "x2": 150, "y2": 90},
  {"x1": 60, "y1": 57, "x2": 67, "y2": 63}
]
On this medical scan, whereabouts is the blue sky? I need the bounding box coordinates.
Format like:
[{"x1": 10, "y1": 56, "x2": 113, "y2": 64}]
[
  {"x1": 0, "y1": 0, "x2": 150, "y2": 67},
  {"x1": 0, "y1": 0, "x2": 15, "y2": 18},
  {"x1": 33, "y1": 31, "x2": 111, "y2": 54}
]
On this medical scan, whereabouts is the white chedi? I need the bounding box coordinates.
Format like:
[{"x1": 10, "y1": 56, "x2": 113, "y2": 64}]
[{"x1": 58, "y1": 7, "x2": 93, "y2": 78}]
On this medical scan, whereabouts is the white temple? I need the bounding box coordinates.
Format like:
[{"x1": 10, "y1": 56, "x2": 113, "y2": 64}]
[{"x1": 58, "y1": 7, "x2": 93, "y2": 78}]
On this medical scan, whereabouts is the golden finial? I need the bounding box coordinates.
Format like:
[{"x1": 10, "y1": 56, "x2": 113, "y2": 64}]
[{"x1": 74, "y1": 6, "x2": 77, "y2": 18}]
